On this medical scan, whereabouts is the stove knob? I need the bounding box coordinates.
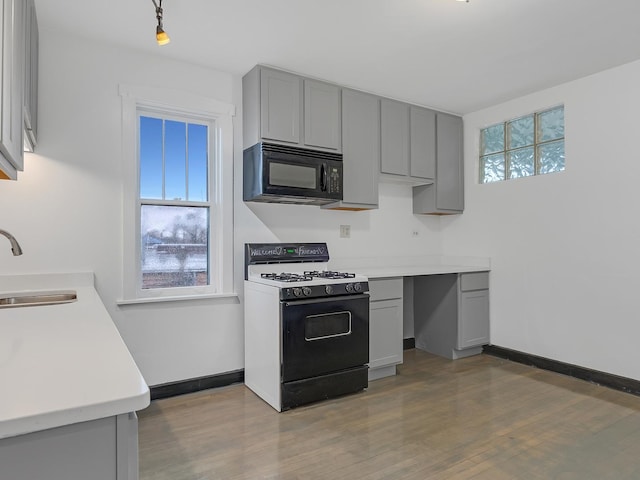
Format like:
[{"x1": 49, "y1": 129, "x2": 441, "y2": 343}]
[
  {"x1": 293, "y1": 287, "x2": 303, "y2": 297},
  {"x1": 345, "y1": 283, "x2": 354, "y2": 293},
  {"x1": 302, "y1": 286, "x2": 312, "y2": 296},
  {"x1": 325, "y1": 285, "x2": 334, "y2": 295},
  {"x1": 354, "y1": 282, "x2": 362, "y2": 292}
]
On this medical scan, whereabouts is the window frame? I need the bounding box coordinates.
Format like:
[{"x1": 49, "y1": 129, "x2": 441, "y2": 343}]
[
  {"x1": 479, "y1": 105, "x2": 565, "y2": 184},
  {"x1": 119, "y1": 85, "x2": 235, "y2": 303}
]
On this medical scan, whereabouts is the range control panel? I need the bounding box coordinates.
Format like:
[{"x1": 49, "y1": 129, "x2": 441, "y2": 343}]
[{"x1": 281, "y1": 282, "x2": 369, "y2": 301}]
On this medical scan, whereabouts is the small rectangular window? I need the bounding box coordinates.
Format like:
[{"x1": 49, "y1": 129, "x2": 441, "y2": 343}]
[{"x1": 480, "y1": 105, "x2": 565, "y2": 183}]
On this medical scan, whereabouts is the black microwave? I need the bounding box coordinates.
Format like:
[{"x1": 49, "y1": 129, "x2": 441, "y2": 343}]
[{"x1": 243, "y1": 142, "x2": 343, "y2": 205}]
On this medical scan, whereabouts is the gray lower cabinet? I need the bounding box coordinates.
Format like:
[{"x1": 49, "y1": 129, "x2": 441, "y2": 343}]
[
  {"x1": 414, "y1": 272, "x2": 489, "y2": 359},
  {"x1": 413, "y1": 113, "x2": 464, "y2": 214},
  {"x1": 368, "y1": 277, "x2": 404, "y2": 380},
  {"x1": 0, "y1": 413, "x2": 139, "y2": 480},
  {"x1": 323, "y1": 88, "x2": 379, "y2": 210},
  {"x1": 242, "y1": 65, "x2": 341, "y2": 152}
]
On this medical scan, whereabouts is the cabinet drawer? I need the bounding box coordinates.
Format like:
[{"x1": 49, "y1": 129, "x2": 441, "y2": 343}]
[
  {"x1": 459, "y1": 272, "x2": 489, "y2": 292},
  {"x1": 369, "y1": 278, "x2": 403, "y2": 301}
]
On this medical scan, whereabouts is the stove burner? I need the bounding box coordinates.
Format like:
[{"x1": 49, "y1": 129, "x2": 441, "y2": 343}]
[
  {"x1": 305, "y1": 271, "x2": 356, "y2": 279},
  {"x1": 261, "y1": 273, "x2": 313, "y2": 283}
]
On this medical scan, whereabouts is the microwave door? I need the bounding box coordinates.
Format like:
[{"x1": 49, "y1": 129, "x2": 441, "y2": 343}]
[{"x1": 268, "y1": 161, "x2": 319, "y2": 192}]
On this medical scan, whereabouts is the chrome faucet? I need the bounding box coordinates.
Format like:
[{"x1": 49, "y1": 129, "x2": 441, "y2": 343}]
[{"x1": 0, "y1": 229, "x2": 23, "y2": 256}]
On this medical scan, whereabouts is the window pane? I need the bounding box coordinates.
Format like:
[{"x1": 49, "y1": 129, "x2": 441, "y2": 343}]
[
  {"x1": 165, "y1": 120, "x2": 187, "y2": 201},
  {"x1": 188, "y1": 123, "x2": 208, "y2": 202},
  {"x1": 507, "y1": 115, "x2": 534, "y2": 149},
  {"x1": 538, "y1": 140, "x2": 565, "y2": 174},
  {"x1": 481, "y1": 153, "x2": 505, "y2": 183},
  {"x1": 481, "y1": 124, "x2": 504, "y2": 155},
  {"x1": 139, "y1": 116, "x2": 163, "y2": 200},
  {"x1": 508, "y1": 147, "x2": 535, "y2": 179},
  {"x1": 538, "y1": 106, "x2": 564, "y2": 142},
  {"x1": 141, "y1": 205, "x2": 209, "y2": 289}
]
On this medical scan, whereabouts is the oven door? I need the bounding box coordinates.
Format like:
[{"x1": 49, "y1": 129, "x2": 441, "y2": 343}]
[{"x1": 281, "y1": 293, "x2": 369, "y2": 383}]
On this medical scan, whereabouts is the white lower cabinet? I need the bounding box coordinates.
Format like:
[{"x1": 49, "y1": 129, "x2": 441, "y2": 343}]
[
  {"x1": 368, "y1": 277, "x2": 403, "y2": 380},
  {"x1": 0, "y1": 413, "x2": 139, "y2": 480}
]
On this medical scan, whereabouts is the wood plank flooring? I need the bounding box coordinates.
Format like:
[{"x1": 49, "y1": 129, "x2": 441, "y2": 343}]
[{"x1": 138, "y1": 349, "x2": 640, "y2": 479}]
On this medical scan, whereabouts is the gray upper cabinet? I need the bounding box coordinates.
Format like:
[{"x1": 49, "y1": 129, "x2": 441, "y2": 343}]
[
  {"x1": 242, "y1": 65, "x2": 464, "y2": 212},
  {"x1": 324, "y1": 89, "x2": 379, "y2": 210},
  {"x1": 380, "y1": 99, "x2": 409, "y2": 176},
  {"x1": 243, "y1": 65, "x2": 341, "y2": 152},
  {"x1": 413, "y1": 113, "x2": 464, "y2": 214},
  {"x1": 0, "y1": 0, "x2": 25, "y2": 180},
  {"x1": 23, "y1": 0, "x2": 37, "y2": 151},
  {"x1": 260, "y1": 68, "x2": 301, "y2": 145},
  {"x1": 380, "y1": 100, "x2": 436, "y2": 185},
  {"x1": 304, "y1": 79, "x2": 341, "y2": 150},
  {"x1": 410, "y1": 107, "x2": 436, "y2": 180}
]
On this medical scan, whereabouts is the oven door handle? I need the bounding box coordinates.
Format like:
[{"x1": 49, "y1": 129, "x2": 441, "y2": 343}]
[{"x1": 283, "y1": 293, "x2": 369, "y2": 307}]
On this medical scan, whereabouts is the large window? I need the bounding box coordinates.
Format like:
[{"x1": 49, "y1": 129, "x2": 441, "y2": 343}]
[
  {"x1": 480, "y1": 105, "x2": 565, "y2": 183},
  {"x1": 139, "y1": 113, "x2": 211, "y2": 290},
  {"x1": 119, "y1": 85, "x2": 235, "y2": 302}
]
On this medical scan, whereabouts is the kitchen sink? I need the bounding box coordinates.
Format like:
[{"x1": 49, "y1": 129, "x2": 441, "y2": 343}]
[{"x1": 0, "y1": 290, "x2": 77, "y2": 308}]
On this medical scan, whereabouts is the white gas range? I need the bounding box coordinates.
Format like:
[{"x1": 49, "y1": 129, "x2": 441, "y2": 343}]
[{"x1": 244, "y1": 243, "x2": 370, "y2": 412}]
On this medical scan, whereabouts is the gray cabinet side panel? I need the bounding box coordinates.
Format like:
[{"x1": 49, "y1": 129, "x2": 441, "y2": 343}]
[
  {"x1": 304, "y1": 79, "x2": 341, "y2": 151},
  {"x1": 436, "y1": 113, "x2": 464, "y2": 211},
  {"x1": 116, "y1": 412, "x2": 139, "y2": 480},
  {"x1": 342, "y1": 88, "x2": 380, "y2": 206},
  {"x1": 242, "y1": 66, "x2": 260, "y2": 149},
  {"x1": 0, "y1": 416, "x2": 118, "y2": 480},
  {"x1": 369, "y1": 298, "x2": 404, "y2": 369},
  {"x1": 410, "y1": 107, "x2": 436, "y2": 179},
  {"x1": 413, "y1": 274, "x2": 459, "y2": 359},
  {"x1": 260, "y1": 68, "x2": 301, "y2": 144},
  {"x1": 380, "y1": 99, "x2": 409, "y2": 176}
]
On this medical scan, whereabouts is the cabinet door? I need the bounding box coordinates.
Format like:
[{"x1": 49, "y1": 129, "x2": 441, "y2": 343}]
[
  {"x1": 380, "y1": 99, "x2": 409, "y2": 176},
  {"x1": 341, "y1": 89, "x2": 379, "y2": 206},
  {"x1": 1, "y1": 0, "x2": 24, "y2": 171},
  {"x1": 410, "y1": 107, "x2": 436, "y2": 180},
  {"x1": 304, "y1": 79, "x2": 341, "y2": 151},
  {"x1": 436, "y1": 113, "x2": 464, "y2": 211},
  {"x1": 369, "y1": 299, "x2": 403, "y2": 369},
  {"x1": 458, "y1": 290, "x2": 490, "y2": 349},
  {"x1": 23, "y1": 0, "x2": 37, "y2": 149},
  {"x1": 260, "y1": 68, "x2": 301, "y2": 144}
]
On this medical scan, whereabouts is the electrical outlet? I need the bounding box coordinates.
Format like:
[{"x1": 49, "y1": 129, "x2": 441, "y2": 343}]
[
  {"x1": 412, "y1": 231, "x2": 420, "y2": 237},
  {"x1": 340, "y1": 225, "x2": 351, "y2": 238}
]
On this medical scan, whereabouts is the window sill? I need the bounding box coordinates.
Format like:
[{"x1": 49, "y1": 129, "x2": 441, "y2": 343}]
[{"x1": 116, "y1": 292, "x2": 238, "y2": 306}]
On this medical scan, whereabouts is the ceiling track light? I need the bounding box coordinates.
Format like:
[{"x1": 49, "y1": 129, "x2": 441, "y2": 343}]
[{"x1": 151, "y1": 0, "x2": 170, "y2": 45}]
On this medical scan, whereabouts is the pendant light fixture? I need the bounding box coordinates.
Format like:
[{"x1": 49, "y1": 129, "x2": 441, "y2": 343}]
[{"x1": 151, "y1": 0, "x2": 170, "y2": 45}]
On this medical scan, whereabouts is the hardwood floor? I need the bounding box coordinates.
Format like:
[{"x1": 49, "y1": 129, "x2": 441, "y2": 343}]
[{"x1": 138, "y1": 349, "x2": 640, "y2": 479}]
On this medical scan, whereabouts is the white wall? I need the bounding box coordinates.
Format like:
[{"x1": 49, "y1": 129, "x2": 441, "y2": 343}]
[
  {"x1": 0, "y1": 29, "x2": 444, "y2": 386},
  {"x1": 443, "y1": 59, "x2": 640, "y2": 380}
]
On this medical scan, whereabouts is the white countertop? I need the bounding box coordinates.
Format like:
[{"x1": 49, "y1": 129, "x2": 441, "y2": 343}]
[
  {"x1": 351, "y1": 264, "x2": 490, "y2": 279},
  {"x1": 0, "y1": 273, "x2": 149, "y2": 440},
  {"x1": 329, "y1": 255, "x2": 491, "y2": 279}
]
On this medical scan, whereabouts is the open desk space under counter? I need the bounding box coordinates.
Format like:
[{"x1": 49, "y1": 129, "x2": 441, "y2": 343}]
[
  {"x1": 329, "y1": 257, "x2": 491, "y2": 381},
  {"x1": 0, "y1": 273, "x2": 149, "y2": 480}
]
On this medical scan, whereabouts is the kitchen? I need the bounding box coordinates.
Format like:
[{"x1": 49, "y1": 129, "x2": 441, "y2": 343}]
[{"x1": 2, "y1": 0, "x2": 640, "y2": 478}]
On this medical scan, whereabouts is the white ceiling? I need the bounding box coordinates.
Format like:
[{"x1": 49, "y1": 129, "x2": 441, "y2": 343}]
[{"x1": 34, "y1": 0, "x2": 640, "y2": 114}]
